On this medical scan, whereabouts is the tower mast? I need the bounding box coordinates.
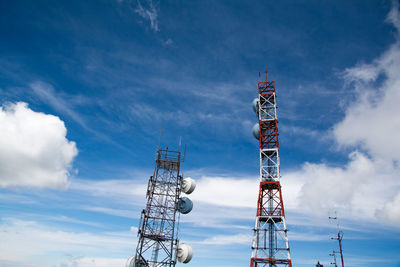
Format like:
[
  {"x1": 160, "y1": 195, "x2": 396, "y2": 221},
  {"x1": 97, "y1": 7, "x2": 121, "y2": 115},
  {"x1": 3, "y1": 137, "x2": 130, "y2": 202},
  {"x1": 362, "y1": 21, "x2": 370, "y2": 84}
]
[{"x1": 250, "y1": 68, "x2": 292, "y2": 267}]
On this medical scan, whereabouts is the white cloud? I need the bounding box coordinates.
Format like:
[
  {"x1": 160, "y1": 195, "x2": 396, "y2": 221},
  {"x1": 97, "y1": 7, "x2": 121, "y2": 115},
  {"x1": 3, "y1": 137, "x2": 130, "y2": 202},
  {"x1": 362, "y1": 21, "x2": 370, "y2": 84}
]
[
  {"x1": 198, "y1": 233, "x2": 251, "y2": 245},
  {"x1": 192, "y1": 229, "x2": 328, "y2": 246},
  {"x1": 285, "y1": 152, "x2": 400, "y2": 221},
  {"x1": 0, "y1": 102, "x2": 78, "y2": 189},
  {"x1": 81, "y1": 206, "x2": 137, "y2": 219},
  {"x1": 377, "y1": 192, "x2": 400, "y2": 223},
  {"x1": 135, "y1": 0, "x2": 159, "y2": 32},
  {"x1": 0, "y1": 217, "x2": 135, "y2": 266},
  {"x1": 287, "y1": 2, "x2": 400, "y2": 225},
  {"x1": 64, "y1": 257, "x2": 126, "y2": 267},
  {"x1": 70, "y1": 178, "x2": 147, "y2": 200},
  {"x1": 386, "y1": 0, "x2": 400, "y2": 31},
  {"x1": 189, "y1": 176, "x2": 258, "y2": 208},
  {"x1": 164, "y1": 38, "x2": 173, "y2": 46},
  {"x1": 335, "y1": 3, "x2": 400, "y2": 162}
]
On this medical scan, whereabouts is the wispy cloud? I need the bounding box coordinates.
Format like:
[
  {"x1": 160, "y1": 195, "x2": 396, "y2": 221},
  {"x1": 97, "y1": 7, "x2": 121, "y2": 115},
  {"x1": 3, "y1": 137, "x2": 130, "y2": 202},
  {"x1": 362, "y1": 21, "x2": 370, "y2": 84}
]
[
  {"x1": 70, "y1": 178, "x2": 147, "y2": 201},
  {"x1": 197, "y1": 233, "x2": 251, "y2": 245},
  {"x1": 194, "y1": 231, "x2": 329, "y2": 245},
  {"x1": 81, "y1": 206, "x2": 138, "y2": 219},
  {"x1": 135, "y1": 0, "x2": 159, "y2": 32},
  {"x1": 30, "y1": 81, "x2": 88, "y2": 130},
  {"x1": 29, "y1": 81, "x2": 137, "y2": 154}
]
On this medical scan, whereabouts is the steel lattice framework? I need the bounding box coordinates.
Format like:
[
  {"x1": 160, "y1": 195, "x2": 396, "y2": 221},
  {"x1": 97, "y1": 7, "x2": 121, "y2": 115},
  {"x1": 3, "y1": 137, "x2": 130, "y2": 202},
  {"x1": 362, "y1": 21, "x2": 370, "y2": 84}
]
[
  {"x1": 134, "y1": 148, "x2": 183, "y2": 267},
  {"x1": 250, "y1": 70, "x2": 292, "y2": 267}
]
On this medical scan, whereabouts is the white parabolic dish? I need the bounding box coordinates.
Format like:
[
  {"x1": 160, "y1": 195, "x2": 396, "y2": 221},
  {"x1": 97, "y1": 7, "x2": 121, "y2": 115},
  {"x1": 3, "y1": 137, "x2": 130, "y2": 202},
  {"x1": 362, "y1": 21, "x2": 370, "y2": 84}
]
[
  {"x1": 252, "y1": 123, "x2": 260, "y2": 140},
  {"x1": 177, "y1": 243, "x2": 193, "y2": 263},
  {"x1": 252, "y1": 97, "x2": 259, "y2": 113},
  {"x1": 126, "y1": 256, "x2": 135, "y2": 267},
  {"x1": 182, "y1": 177, "x2": 196, "y2": 194}
]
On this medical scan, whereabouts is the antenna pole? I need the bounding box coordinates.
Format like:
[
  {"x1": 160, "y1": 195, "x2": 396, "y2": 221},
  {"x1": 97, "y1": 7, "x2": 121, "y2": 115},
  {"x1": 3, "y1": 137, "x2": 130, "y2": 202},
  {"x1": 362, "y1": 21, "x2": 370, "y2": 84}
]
[
  {"x1": 157, "y1": 120, "x2": 164, "y2": 151},
  {"x1": 329, "y1": 251, "x2": 338, "y2": 267},
  {"x1": 338, "y1": 232, "x2": 344, "y2": 267},
  {"x1": 329, "y1": 213, "x2": 344, "y2": 267},
  {"x1": 183, "y1": 144, "x2": 187, "y2": 162}
]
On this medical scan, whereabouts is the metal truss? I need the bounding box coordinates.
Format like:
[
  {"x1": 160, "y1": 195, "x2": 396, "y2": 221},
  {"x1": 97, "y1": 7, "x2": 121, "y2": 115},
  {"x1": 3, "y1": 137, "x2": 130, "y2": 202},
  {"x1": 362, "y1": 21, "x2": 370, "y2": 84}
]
[
  {"x1": 251, "y1": 70, "x2": 292, "y2": 267},
  {"x1": 135, "y1": 149, "x2": 183, "y2": 267},
  {"x1": 261, "y1": 149, "x2": 280, "y2": 181}
]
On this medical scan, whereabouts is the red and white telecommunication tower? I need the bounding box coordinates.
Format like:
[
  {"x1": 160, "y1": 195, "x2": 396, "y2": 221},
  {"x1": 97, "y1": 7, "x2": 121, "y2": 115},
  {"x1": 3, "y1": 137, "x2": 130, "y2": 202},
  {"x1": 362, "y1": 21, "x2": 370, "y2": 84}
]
[{"x1": 250, "y1": 69, "x2": 292, "y2": 267}]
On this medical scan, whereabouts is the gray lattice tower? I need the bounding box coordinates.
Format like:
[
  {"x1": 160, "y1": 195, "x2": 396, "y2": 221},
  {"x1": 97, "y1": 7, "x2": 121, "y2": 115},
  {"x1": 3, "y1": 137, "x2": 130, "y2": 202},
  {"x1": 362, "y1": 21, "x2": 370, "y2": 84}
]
[{"x1": 134, "y1": 148, "x2": 183, "y2": 267}]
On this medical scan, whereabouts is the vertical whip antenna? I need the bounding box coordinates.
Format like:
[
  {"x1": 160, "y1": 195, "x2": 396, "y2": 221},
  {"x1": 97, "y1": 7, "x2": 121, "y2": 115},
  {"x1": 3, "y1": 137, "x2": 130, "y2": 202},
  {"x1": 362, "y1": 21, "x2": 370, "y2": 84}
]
[{"x1": 157, "y1": 120, "x2": 164, "y2": 152}]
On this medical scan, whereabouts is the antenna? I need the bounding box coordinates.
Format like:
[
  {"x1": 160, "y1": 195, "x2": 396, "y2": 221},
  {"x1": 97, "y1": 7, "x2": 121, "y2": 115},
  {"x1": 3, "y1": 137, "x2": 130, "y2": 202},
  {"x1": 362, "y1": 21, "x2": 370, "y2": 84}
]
[
  {"x1": 157, "y1": 120, "x2": 164, "y2": 151},
  {"x1": 329, "y1": 212, "x2": 344, "y2": 267},
  {"x1": 182, "y1": 144, "x2": 187, "y2": 162},
  {"x1": 329, "y1": 250, "x2": 338, "y2": 267}
]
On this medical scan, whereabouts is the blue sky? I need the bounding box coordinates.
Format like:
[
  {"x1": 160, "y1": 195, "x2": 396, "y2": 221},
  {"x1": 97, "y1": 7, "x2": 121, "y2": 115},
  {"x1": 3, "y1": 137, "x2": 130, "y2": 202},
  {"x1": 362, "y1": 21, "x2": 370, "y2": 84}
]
[{"x1": 1, "y1": 0, "x2": 400, "y2": 266}]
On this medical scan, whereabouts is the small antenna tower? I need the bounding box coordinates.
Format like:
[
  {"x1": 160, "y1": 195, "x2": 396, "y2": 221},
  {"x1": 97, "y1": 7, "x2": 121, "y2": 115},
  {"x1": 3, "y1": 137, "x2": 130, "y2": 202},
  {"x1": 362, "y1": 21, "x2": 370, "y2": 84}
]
[{"x1": 329, "y1": 213, "x2": 344, "y2": 267}]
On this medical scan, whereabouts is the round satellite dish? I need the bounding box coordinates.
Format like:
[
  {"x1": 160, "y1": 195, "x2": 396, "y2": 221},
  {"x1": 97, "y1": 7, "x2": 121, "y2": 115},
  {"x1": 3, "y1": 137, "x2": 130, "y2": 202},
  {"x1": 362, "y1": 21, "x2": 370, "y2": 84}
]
[
  {"x1": 177, "y1": 197, "x2": 193, "y2": 214},
  {"x1": 252, "y1": 98, "x2": 259, "y2": 113},
  {"x1": 126, "y1": 256, "x2": 135, "y2": 267},
  {"x1": 252, "y1": 123, "x2": 260, "y2": 140},
  {"x1": 177, "y1": 243, "x2": 193, "y2": 263},
  {"x1": 182, "y1": 177, "x2": 196, "y2": 194}
]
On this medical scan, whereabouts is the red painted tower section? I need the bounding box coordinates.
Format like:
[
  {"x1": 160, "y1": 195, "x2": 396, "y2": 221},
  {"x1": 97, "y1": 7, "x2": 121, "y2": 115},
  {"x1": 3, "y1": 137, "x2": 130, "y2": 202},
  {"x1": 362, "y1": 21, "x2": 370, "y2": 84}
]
[{"x1": 250, "y1": 69, "x2": 292, "y2": 267}]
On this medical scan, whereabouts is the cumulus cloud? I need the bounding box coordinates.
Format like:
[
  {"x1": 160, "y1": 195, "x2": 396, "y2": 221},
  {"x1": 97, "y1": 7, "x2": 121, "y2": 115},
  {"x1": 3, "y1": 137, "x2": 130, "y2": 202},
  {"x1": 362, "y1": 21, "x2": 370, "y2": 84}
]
[
  {"x1": 286, "y1": 152, "x2": 399, "y2": 221},
  {"x1": 288, "y1": 2, "x2": 400, "y2": 225},
  {"x1": 335, "y1": 47, "x2": 400, "y2": 161},
  {"x1": 378, "y1": 192, "x2": 400, "y2": 223},
  {"x1": 0, "y1": 102, "x2": 78, "y2": 189},
  {"x1": 334, "y1": 1, "x2": 400, "y2": 163}
]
